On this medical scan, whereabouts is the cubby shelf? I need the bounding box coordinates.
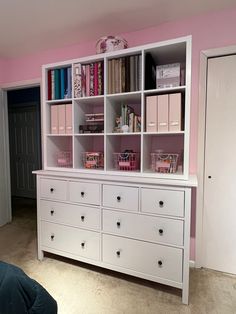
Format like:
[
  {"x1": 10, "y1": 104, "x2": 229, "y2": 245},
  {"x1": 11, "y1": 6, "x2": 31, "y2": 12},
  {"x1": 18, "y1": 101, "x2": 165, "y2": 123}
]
[{"x1": 42, "y1": 35, "x2": 191, "y2": 179}]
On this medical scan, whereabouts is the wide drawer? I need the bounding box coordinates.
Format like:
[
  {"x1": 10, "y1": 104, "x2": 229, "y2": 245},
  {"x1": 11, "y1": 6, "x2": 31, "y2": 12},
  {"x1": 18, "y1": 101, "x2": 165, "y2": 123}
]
[
  {"x1": 40, "y1": 200, "x2": 100, "y2": 230},
  {"x1": 41, "y1": 221, "x2": 100, "y2": 261},
  {"x1": 40, "y1": 178, "x2": 67, "y2": 201},
  {"x1": 102, "y1": 234, "x2": 183, "y2": 283},
  {"x1": 102, "y1": 209, "x2": 184, "y2": 246},
  {"x1": 141, "y1": 188, "x2": 185, "y2": 217},
  {"x1": 69, "y1": 181, "x2": 100, "y2": 205},
  {"x1": 102, "y1": 185, "x2": 139, "y2": 211}
]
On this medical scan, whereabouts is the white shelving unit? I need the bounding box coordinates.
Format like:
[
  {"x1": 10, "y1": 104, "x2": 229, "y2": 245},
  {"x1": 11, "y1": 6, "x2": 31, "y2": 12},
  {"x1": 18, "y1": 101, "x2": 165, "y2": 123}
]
[
  {"x1": 42, "y1": 35, "x2": 191, "y2": 179},
  {"x1": 36, "y1": 36, "x2": 197, "y2": 305}
]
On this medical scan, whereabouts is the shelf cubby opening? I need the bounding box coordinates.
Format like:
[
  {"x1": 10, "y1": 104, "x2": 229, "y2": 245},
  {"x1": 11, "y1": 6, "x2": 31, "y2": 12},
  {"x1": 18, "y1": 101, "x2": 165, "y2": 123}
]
[
  {"x1": 46, "y1": 136, "x2": 73, "y2": 169},
  {"x1": 106, "y1": 134, "x2": 141, "y2": 172},
  {"x1": 74, "y1": 135, "x2": 104, "y2": 170}
]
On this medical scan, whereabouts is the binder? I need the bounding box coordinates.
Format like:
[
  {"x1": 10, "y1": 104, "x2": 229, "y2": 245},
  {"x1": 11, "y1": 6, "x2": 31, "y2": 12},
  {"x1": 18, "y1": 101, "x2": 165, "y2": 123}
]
[
  {"x1": 50, "y1": 105, "x2": 58, "y2": 134},
  {"x1": 58, "y1": 104, "x2": 66, "y2": 134},
  {"x1": 146, "y1": 96, "x2": 158, "y2": 132},
  {"x1": 65, "y1": 103, "x2": 72, "y2": 134},
  {"x1": 169, "y1": 93, "x2": 182, "y2": 131},
  {"x1": 157, "y1": 94, "x2": 168, "y2": 132}
]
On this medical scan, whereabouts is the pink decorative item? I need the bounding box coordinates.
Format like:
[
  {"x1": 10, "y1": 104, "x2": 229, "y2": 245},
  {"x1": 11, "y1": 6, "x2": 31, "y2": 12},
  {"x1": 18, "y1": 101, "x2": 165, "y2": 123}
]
[{"x1": 96, "y1": 36, "x2": 128, "y2": 54}]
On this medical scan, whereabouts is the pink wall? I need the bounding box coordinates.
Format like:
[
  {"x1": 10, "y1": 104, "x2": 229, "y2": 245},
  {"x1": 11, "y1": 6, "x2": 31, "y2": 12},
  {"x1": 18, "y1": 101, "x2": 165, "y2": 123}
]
[
  {"x1": 1, "y1": 7, "x2": 236, "y2": 260},
  {"x1": 0, "y1": 59, "x2": 7, "y2": 84}
]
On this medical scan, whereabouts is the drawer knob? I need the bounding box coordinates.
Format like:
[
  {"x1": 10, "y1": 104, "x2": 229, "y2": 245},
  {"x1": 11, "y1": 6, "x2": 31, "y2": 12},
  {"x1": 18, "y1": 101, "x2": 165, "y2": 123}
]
[
  {"x1": 117, "y1": 196, "x2": 121, "y2": 202},
  {"x1": 159, "y1": 200, "x2": 164, "y2": 207},
  {"x1": 81, "y1": 215, "x2": 85, "y2": 222},
  {"x1": 158, "y1": 229, "x2": 164, "y2": 235},
  {"x1": 50, "y1": 188, "x2": 54, "y2": 193},
  {"x1": 116, "y1": 221, "x2": 121, "y2": 228},
  {"x1": 81, "y1": 191, "x2": 85, "y2": 197},
  {"x1": 51, "y1": 234, "x2": 55, "y2": 241},
  {"x1": 158, "y1": 260, "x2": 163, "y2": 267},
  {"x1": 116, "y1": 250, "x2": 121, "y2": 257},
  {"x1": 50, "y1": 210, "x2": 54, "y2": 216},
  {"x1": 81, "y1": 242, "x2": 85, "y2": 248}
]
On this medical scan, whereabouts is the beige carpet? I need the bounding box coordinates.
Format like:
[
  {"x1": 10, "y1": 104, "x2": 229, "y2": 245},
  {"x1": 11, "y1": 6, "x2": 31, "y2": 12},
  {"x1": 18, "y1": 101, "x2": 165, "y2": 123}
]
[{"x1": 0, "y1": 198, "x2": 236, "y2": 314}]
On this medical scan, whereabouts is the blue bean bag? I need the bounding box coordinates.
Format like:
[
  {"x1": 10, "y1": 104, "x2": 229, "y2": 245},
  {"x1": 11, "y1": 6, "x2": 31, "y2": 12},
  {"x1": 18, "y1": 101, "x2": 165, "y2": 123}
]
[{"x1": 0, "y1": 261, "x2": 57, "y2": 314}]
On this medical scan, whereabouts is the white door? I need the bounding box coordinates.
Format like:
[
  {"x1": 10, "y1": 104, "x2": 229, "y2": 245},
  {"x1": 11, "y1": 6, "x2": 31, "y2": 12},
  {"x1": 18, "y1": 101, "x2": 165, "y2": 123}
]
[
  {"x1": 0, "y1": 89, "x2": 11, "y2": 226},
  {"x1": 202, "y1": 55, "x2": 236, "y2": 274}
]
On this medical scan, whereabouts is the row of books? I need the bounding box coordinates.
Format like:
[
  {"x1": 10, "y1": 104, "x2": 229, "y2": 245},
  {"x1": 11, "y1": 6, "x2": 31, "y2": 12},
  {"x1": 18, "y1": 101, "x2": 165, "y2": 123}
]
[
  {"x1": 74, "y1": 61, "x2": 104, "y2": 98},
  {"x1": 48, "y1": 67, "x2": 72, "y2": 100},
  {"x1": 108, "y1": 55, "x2": 141, "y2": 94},
  {"x1": 114, "y1": 104, "x2": 141, "y2": 133}
]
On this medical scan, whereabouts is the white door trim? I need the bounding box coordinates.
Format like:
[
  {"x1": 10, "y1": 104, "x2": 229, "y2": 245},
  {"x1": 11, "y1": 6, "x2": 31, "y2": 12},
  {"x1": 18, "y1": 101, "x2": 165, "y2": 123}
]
[
  {"x1": 196, "y1": 45, "x2": 236, "y2": 268},
  {"x1": 0, "y1": 78, "x2": 41, "y2": 224}
]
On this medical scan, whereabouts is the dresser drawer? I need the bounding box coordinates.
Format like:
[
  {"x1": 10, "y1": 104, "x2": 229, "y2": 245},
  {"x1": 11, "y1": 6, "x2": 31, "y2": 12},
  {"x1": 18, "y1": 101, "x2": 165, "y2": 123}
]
[
  {"x1": 40, "y1": 178, "x2": 67, "y2": 201},
  {"x1": 40, "y1": 200, "x2": 100, "y2": 230},
  {"x1": 102, "y1": 234, "x2": 183, "y2": 283},
  {"x1": 69, "y1": 181, "x2": 100, "y2": 205},
  {"x1": 141, "y1": 188, "x2": 184, "y2": 217},
  {"x1": 103, "y1": 185, "x2": 139, "y2": 211},
  {"x1": 41, "y1": 221, "x2": 100, "y2": 261},
  {"x1": 102, "y1": 210, "x2": 184, "y2": 246}
]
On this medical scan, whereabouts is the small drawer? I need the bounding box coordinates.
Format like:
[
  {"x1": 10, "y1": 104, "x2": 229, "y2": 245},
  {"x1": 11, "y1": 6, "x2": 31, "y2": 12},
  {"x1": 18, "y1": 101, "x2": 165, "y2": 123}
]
[
  {"x1": 40, "y1": 178, "x2": 67, "y2": 201},
  {"x1": 102, "y1": 210, "x2": 184, "y2": 246},
  {"x1": 102, "y1": 185, "x2": 139, "y2": 211},
  {"x1": 41, "y1": 221, "x2": 100, "y2": 261},
  {"x1": 102, "y1": 234, "x2": 183, "y2": 283},
  {"x1": 141, "y1": 188, "x2": 184, "y2": 217},
  {"x1": 40, "y1": 200, "x2": 100, "y2": 230},
  {"x1": 69, "y1": 181, "x2": 100, "y2": 205}
]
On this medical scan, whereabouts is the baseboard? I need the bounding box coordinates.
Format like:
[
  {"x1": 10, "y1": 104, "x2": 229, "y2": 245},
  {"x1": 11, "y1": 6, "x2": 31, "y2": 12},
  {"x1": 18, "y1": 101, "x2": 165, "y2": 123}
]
[{"x1": 189, "y1": 260, "x2": 195, "y2": 268}]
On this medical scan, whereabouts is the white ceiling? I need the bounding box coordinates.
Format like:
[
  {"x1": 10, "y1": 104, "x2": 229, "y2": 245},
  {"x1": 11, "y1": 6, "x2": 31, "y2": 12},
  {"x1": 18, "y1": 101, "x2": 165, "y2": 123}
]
[{"x1": 0, "y1": 0, "x2": 236, "y2": 58}]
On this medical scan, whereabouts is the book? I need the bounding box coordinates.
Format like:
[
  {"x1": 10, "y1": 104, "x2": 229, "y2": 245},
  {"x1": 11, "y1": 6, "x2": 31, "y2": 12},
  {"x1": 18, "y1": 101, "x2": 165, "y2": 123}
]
[
  {"x1": 85, "y1": 64, "x2": 90, "y2": 97},
  {"x1": 90, "y1": 63, "x2": 94, "y2": 96},
  {"x1": 54, "y1": 68, "x2": 60, "y2": 99},
  {"x1": 130, "y1": 56, "x2": 135, "y2": 92},
  {"x1": 98, "y1": 61, "x2": 103, "y2": 95},
  {"x1": 81, "y1": 65, "x2": 86, "y2": 97},
  {"x1": 66, "y1": 67, "x2": 72, "y2": 98},
  {"x1": 94, "y1": 62, "x2": 98, "y2": 96},
  {"x1": 108, "y1": 60, "x2": 112, "y2": 94},
  {"x1": 60, "y1": 68, "x2": 65, "y2": 99},
  {"x1": 121, "y1": 57, "x2": 126, "y2": 93},
  {"x1": 47, "y1": 70, "x2": 52, "y2": 100},
  {"x1": 74, "y1": 63, "x2": 82, "y2": 98},
  {"x1": 51, "y1": 70, "x2": 55, "y2": 100},
  {"x1": 145, "y1": 53, "x2": 156, "y2": 90},
  {"x1": 125, "y1": 57, "x2": 130, "y2": 92}
]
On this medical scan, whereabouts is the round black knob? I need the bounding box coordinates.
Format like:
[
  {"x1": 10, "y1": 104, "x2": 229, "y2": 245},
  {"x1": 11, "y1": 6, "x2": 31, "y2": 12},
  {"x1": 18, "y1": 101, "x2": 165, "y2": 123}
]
[
  {"x1": 116, "y1": 251, "x2": 121, "y2": 257},
  {"x1": 50, "y1": 188, "x2": 54, "y2": 193},
  {"x1": 159, "y1": 200, "x2": 164, "y2": 207},
  {"x1": 50, "y1": 210, "x2": 54, "y2": 215},
  {"x1": 81, "y1": 191, "x2": 85, "y2": 197},
  {"x1": 159, "y1": 229, "x2": 163, "y2": 235},
  {"x1": 51, "y1": 234, "x2": 54, "y2": 240},
  {"x1": 158, "y1": 260, "x2": 163, "y2": 267},
  {"x1": 117, "y1": 221, "x2": 121, "y2": 228},
  {"x1": 81, "y1": 215, "x2": 85, "y2": 221},
  {"x1": 81, "y1": 242, "x2": 85, "y2": 248},
  {"x1": 117, "y1": 196, "x2": 121, "y2": 202}
]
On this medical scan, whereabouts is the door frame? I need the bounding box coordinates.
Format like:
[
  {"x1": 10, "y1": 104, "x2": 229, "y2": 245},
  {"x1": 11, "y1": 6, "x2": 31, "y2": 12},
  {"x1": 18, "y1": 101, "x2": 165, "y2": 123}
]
[
  {"x1": 0, "y1": 78, "x2": 41, "y2": 224},
  {"x1": 196, "y1": 45, "x2": 236, "y2": 268}
]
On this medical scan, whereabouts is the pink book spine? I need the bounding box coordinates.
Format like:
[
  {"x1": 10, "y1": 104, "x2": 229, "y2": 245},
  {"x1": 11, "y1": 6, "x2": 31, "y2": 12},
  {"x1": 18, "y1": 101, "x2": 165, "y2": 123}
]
[
  {"x1": 51, "y1": 105, "x2": 58, "y2": 134},
  {"x1": 86, "y1": 64, "x2": 90, "y2": 97},
  {"x1": 58, "y1": 104, "x2": 66, "y2": 134},
  {"x1": 169, "y1": 93, "x2": 182, "y2": 131},
  {"x1": 94, "y1": 62, "x2": 98, "y2": 96},
  {"x1": 65, "y1": 103, "x2": 72, "y2": 134},
  {"x1": 157, "y1": 94, "x2": 169, "y2": 132},
  {"x1": 146, "y1": 96, "x2": 158, "y2": 132},
  {"x1": 81, "y1": 65, "x2": 86, "y2": 97}
]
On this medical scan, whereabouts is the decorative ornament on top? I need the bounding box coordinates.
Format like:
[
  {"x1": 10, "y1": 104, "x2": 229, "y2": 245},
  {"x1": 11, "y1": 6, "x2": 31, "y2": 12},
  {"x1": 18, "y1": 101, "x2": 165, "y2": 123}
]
[{"x1": 96, "y1": 36, "x2": 128, "y2": 54}]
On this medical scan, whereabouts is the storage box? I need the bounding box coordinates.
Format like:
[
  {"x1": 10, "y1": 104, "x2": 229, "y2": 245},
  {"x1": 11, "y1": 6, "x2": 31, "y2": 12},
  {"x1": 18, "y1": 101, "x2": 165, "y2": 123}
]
[
  {"x1": 151, "y1": 153, "x2": 179, "y2": 173},
  {"x1": 156, "y1": 63, "x2": 180, "y2": 88},
  {"x1": 56, "y1": 151, "x2": 72, "y2": 168},
  {"x1": 82, "y1": 152, "x2": 104, "y2": 169},
  {"x1": 113, "y1": 152, "x2": 139, "y2": 171}
]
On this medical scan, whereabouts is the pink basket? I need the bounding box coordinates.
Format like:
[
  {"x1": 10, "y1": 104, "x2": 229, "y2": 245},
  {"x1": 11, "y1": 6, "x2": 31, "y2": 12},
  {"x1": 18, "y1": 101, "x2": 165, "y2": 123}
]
[
  {"x1": 113, "y1": 152, "x2": 139, "y2": 171},
  {"x1": 56, "y1": 151, "x2": 72, "y2": 168}
]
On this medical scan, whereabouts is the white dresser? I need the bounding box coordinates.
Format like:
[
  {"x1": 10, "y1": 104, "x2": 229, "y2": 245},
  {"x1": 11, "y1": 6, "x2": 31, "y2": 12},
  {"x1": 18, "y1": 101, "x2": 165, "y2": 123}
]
[{"x1": 35, "y1": 171, "x2": 197, "y2": 304}]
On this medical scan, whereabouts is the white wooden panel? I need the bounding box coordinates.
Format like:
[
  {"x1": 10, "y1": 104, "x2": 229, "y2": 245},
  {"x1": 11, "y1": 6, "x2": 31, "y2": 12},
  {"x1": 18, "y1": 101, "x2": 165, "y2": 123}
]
[
  {"x1": 40, "y1": 178, "x2": 67, "y2": 201},
  {"x1": 141, "y1": 188, "x2": 184, "y2": 217},
  {"x1": 41, "y1": 221, "x2": 100, "y2": 261},
  {"x1": 69, "y1": 181, "x2": 100, "y2": 205},
  {"x1": 103, "y1": 184, "x2": 139, "y2": 211},
  {"x1": 102, "y1": 234, "x2": 183, "y2": 283},
  {"x1": 103, "y1": 209, "x2": 184, "y2": 246},
  {"x1": 41, "y1": 200, "x2": 100, "y2": 230}
]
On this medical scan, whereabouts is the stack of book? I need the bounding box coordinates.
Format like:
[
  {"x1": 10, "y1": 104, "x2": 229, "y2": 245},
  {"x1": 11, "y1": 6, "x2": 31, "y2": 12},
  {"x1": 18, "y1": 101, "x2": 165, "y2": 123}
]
[
  {"x1": 48, "y1": 67, "x2": 72, "y2": 100},
  {"x1": 74, "y1": 61, "x2": 104, "y2": 98},
  {"x1": 114, "y1": 104, "x2": 141, "y2": 133},
  {"x1": 107, "y1": 54, "x2": 141, "y2": 94}
]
